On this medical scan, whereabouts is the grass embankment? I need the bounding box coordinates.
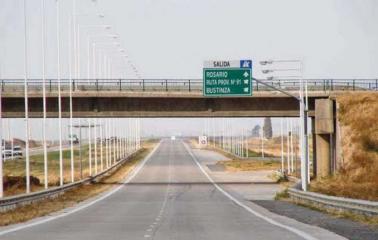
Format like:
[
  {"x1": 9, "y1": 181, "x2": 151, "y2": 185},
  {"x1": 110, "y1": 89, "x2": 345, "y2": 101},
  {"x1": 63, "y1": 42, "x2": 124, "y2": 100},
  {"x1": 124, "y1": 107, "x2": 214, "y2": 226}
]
[
  {"x1": 219, "y1": 159, "x2": 280, "y2": 172},
  {"x1": 310, "y1": 92, "x2": 378, "y2": 201},
  {"x1": 190, "y1": 139, "x2": 281, "y2": 171},
  {"x1": 0, "y1": 140, "x2": 157, "y2": 226},
  {"x1": 3, "y1": 144, "x2": 116, "y2": 196}
]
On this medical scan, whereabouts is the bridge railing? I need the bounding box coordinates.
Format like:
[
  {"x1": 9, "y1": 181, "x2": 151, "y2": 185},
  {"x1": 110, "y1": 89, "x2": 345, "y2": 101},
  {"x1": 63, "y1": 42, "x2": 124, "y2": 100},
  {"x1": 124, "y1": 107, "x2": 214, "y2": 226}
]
[{"x1": 0, "y1": 78, "x2": 377, "y2": 93}]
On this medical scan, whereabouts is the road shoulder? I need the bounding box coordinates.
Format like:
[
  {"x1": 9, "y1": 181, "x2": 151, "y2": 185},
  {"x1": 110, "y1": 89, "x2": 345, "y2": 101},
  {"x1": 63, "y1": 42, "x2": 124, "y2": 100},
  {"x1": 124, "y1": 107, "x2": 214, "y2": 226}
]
[{"x1": 190, "y1": 146, "x2": 347, "y2": 240}]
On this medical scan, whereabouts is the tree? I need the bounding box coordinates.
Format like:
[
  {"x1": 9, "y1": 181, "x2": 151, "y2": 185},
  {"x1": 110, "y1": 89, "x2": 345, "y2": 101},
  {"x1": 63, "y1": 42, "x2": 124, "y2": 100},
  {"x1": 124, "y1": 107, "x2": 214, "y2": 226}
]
[
  {"x1": 251, "y1": 125, "x2": 261, "y2": 137},
  {"x1": 263, "y1": 117, "x2": 273, "y2": 139}
]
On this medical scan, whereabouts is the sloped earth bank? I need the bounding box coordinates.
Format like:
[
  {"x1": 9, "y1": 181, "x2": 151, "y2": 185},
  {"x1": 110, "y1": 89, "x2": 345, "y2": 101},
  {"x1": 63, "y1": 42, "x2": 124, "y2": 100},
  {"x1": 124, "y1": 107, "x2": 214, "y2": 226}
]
[{"x1": 310, "y1": 92, "x2": 378, "y2": 201}]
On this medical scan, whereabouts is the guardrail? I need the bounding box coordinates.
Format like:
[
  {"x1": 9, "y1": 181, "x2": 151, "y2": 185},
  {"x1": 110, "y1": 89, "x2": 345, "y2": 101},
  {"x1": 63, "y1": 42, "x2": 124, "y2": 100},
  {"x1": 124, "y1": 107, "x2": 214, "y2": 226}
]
[
  {"x1": 0, "y1": 78, "x2": 377, "y2": 93},
  {"x1": 0, "y1": 149, "x2": 139, "y2": 213},
  {"x1": 288, "y1": 188, "x2": 378, "y2": 216}
]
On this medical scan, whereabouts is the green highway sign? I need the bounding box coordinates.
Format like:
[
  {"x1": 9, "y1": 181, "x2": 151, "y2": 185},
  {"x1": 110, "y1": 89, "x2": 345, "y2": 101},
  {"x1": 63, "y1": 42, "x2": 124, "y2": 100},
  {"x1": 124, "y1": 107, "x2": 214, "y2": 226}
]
[{"x1": 203, "y1": 68, "x2": 252, "y2": 96}]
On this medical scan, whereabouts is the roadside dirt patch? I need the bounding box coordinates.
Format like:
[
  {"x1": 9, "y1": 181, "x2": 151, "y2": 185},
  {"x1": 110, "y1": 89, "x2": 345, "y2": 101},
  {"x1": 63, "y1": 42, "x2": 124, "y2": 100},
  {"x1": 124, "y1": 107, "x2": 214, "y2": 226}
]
[{"x1": 3, "y1": 176, "x2": 42, "y2": 196}]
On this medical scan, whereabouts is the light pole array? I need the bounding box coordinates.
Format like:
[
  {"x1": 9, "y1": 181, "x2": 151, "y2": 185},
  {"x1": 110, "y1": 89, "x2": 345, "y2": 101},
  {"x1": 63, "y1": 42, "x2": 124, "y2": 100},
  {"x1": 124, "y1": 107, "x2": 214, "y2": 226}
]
[
  {"x1": 0, "y1": 0, "x2": 142, "y2": 198},
  {"x1": 260, "y1": 59, "x2": 310, "y2": 191}
]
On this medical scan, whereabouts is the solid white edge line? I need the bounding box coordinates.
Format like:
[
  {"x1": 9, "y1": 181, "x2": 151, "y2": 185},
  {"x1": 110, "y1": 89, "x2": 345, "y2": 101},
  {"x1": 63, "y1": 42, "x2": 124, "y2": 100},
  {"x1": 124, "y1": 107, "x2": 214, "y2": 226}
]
[
  {"x1": 183, "y1": 141, "x2": 318, "y2": 240},
  {"x1": 0, "y1": 141, "x2": 162, "y2": 237}
]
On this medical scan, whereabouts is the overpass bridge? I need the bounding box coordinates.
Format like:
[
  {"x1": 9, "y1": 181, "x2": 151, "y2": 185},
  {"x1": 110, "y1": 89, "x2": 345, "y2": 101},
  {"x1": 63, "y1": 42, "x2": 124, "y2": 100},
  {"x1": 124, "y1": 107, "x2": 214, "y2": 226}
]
[
  {"x1": 1, "y1": 78, "x2": 376, "y2": 178},
  {"x1": 1, "y1": 78, "x2": 376, "y2": 118}
]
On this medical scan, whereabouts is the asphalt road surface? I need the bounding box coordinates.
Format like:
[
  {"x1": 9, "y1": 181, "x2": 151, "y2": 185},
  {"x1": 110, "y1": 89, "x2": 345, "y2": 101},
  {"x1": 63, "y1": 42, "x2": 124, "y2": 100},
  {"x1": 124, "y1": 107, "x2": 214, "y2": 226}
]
[{"x1": 0, "y1": 140, "x2": 345, "y2": 240}]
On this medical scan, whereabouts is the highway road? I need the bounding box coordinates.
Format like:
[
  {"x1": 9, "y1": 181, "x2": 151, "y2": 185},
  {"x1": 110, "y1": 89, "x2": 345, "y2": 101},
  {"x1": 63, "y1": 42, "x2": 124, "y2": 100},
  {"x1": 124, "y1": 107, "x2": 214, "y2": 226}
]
[{"x1": 0, "y1": 139, "x2": 345, "y2": 240}]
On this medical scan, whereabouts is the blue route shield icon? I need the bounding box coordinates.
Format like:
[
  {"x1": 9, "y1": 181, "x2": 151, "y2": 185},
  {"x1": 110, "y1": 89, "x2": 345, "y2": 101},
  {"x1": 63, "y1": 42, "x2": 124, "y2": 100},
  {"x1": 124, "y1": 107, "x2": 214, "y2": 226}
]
[{"x1": 240, "y1": 60, "x2": 252, "y2": 69}]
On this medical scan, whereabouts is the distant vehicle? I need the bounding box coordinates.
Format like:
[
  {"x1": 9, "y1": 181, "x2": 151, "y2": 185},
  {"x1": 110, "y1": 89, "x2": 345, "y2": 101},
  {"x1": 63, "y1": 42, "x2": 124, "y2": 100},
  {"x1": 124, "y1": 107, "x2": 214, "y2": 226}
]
[
  {"x1": 2, "y1": 147, "x2": 12, "y2": 158},
  {"x1": 171, "y1": 136, "x2": 176, "y2": 140},
  {"x1": 13, "y1": 146, "x2": 23, "y2": 157},
  {"x1": 68, "y1": 134, "x2": 79, "y2": 144}
]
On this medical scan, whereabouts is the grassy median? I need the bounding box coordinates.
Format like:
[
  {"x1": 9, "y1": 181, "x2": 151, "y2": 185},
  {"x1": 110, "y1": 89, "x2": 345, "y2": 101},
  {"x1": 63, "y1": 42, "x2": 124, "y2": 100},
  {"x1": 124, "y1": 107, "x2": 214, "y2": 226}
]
[{"x1": 0, "y1": 140, "x2": 158, "y2": 226}]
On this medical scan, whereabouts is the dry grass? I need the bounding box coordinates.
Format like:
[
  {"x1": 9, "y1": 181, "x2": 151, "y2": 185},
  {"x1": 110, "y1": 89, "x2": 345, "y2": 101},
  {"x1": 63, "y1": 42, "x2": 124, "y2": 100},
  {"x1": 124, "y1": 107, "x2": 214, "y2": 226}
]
[
  {"x1": 293, "y1": 199, "x2": 378, "y2": 226},
  {"x1": 219, "y1": 159, "x2": 281, "y2": 172},
  {"x1": 311, "y1": 92, "x2": 378, "y2": 201},
  {"x1": 0, "y1": 141, "x2": 157, "y2": 226},
  {"x1": 246, "y1": 137, "x2": 286, "y2": 157},
  {"x1": 3, "y1": 144, "x2": 126, "y2": 196},
  {"x1": 191, "y1": 139, "x2": 281, "y2": 172}
]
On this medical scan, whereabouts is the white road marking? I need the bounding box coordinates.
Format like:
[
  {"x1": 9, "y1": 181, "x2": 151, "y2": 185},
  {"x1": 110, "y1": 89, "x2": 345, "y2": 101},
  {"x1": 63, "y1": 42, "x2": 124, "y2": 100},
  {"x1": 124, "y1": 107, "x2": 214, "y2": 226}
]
[
  {"x1": 0, "y1": 141, "x2": 162, "y2": 237},
  {"x1": 183, "y1": 142, "x2": 318, "y2": 240},
  {"x1": 143, "y1": 143, "x2": 172, "y2": 239}
]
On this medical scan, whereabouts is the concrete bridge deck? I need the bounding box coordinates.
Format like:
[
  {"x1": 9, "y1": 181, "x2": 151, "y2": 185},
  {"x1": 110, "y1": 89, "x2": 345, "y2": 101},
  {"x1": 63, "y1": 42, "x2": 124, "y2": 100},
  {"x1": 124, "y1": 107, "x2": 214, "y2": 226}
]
[{"x1": 1, "y1": 90, "x2": 336, "y2": 118}]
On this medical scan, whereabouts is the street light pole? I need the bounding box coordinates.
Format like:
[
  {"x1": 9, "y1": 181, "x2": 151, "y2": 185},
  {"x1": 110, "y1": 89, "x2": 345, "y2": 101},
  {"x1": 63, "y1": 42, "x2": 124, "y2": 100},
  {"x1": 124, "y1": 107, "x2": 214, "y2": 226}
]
[
  {"x1": 0, "y1": 62, "x2": 2, "y2": 198},
  {"x1": 69, "y1": 0, "x2": 74, "y2": 183},
  {"x1": 287, "y1": 118, "x2": 290, "y2": 173},
  {"x1": 105, "y1": 119, "x2": 109, "y2": 168},
  {"x1": 88, "y1": 119, "x2": 92, "y2": 176},
  {"x1": 94, "y1": 118, "x2": 98, "y2": 174},
  {"x1": 41, "y1": 0, "x2": 48, "y2": 190},
  {"x1": 23, "y1": 0, "x2": 31, "y2": 194},
  {"x1": 56, "y1": 0, "x2": 63, "y2": 187},
  {"x1": 280, "y1": 118, "x2": 284, "y2": 173},
  {"x1": 260, "y1": 59, "x2": 309, "y2": 191},
  {"x1": 100, "y1": 120, "x2": 103, "y2": 171},
  {"x1": 79, "y1": 118, "x2": 82, "y2": 179}
]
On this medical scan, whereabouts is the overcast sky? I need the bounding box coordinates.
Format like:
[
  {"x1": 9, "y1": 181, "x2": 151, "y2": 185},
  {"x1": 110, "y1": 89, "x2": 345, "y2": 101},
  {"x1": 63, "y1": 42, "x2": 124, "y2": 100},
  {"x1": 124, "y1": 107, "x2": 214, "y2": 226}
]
[{"x1": 0, "y1": 0, "x2": 377, "y2": 140}]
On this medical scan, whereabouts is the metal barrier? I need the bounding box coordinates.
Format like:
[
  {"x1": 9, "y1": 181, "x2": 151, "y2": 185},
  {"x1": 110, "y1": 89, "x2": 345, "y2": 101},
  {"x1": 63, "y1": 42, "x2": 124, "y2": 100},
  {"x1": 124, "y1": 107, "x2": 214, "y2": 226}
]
[
  {"x1": 0, "y1": 149, "x2": 139, "y2": 213},
  {"x1": 288, "y1": 188, "x2": 378, "y2": 216},
  {"x1": 0, "y1": 78, "x2": 377, "y2": 93}
]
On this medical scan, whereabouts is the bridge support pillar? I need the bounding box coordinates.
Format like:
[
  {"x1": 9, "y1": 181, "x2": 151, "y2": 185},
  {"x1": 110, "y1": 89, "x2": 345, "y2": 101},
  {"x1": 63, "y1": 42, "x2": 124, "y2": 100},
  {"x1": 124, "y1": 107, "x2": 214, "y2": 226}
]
[{"x1": 314, "y1": 99, "x2": 335, "y2": 178}]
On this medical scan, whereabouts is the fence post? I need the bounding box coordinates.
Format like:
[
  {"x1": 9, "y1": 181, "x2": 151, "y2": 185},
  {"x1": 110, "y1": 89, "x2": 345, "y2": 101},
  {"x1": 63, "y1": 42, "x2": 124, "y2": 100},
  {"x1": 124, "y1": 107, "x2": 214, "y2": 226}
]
[
  {"x1": 188, "y1": 79, "x2": 191, "y2": 92},
  {"x1": 49, "y1": 79, "x2": 52, "y2": 92},
  {"x1": 256, "y1": 81, "x2": 259, "y2": 91},
  {"x1": 96, "y1": 79, "x2": 99, "y2": 91},
  {"x1": 119, "y1": 79, "x2": 122, "y2": 91},
  {"x1": 142, "y1": 79, "x2": 145, "y2": 91},
  {"x1": 376, "y1": 79, "x2": 378, "y2": 91},
  {"x1": 1, "y1": 80, "x2": 4, "y2": 92},
  {"x1": 165, "y1": 79, "x2": 168, "y2": 91},
  {"x1": 353, "y1": 79, "x2": 355, "y2": 91}
]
